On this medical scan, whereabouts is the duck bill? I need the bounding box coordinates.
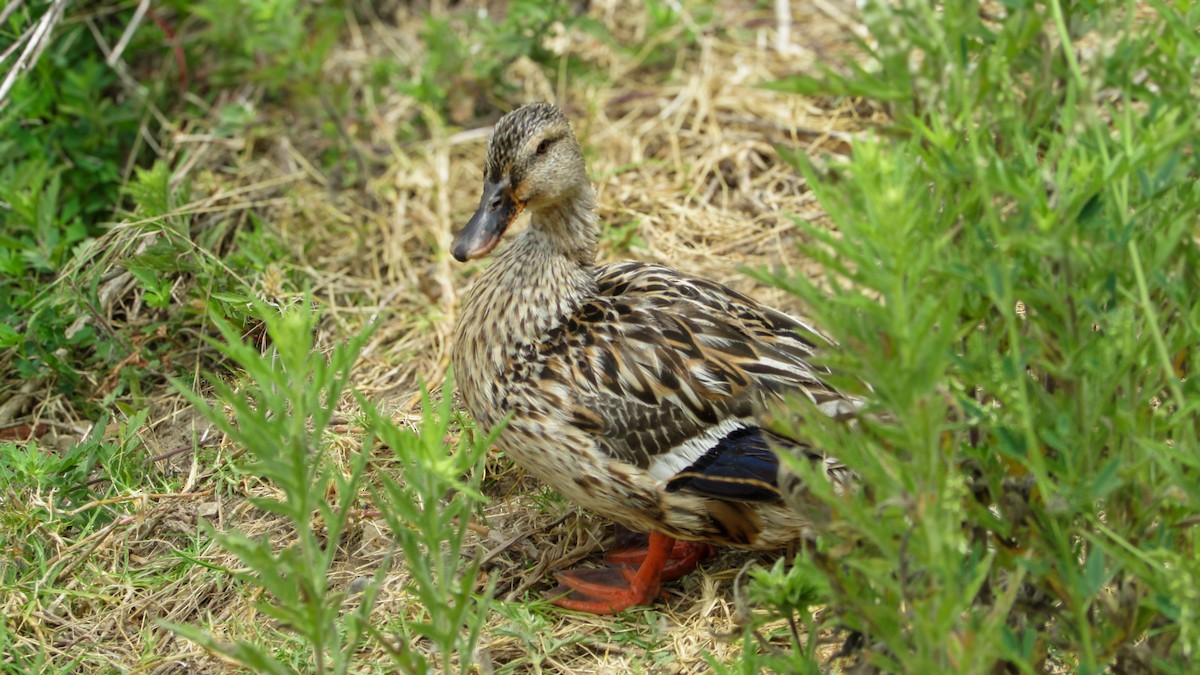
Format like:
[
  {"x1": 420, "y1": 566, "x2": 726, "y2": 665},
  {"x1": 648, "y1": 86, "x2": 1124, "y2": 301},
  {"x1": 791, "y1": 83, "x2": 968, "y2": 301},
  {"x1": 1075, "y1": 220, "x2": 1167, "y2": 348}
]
[{"x1": 452, "y1": 180, "x2": 522, "y2": 262}]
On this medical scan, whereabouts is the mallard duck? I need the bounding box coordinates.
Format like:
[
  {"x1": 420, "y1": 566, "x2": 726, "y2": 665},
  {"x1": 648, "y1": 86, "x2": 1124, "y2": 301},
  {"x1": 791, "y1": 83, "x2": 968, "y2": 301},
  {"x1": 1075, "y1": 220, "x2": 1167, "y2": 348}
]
[{"x1": 451, "y1": 102, "x2": 856, "y2": 614}]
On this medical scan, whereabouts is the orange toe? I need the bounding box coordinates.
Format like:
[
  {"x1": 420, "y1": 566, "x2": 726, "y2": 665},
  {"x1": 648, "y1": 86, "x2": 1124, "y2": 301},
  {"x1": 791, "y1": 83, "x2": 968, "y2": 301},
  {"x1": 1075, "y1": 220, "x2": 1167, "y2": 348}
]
[
  {"x1": 549, "y1": 531, "x2": 681, "y2": 614},
  {"x1": 550, "y1": 566, "x2": 661, "y2": 614}
]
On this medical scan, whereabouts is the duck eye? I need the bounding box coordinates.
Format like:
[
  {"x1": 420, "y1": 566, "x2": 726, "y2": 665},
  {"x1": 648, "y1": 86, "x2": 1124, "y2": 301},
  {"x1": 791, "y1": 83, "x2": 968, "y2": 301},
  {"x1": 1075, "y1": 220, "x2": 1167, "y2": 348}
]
[{"x1": 536, "y1": 138, "x2": 553, "y2": 156}]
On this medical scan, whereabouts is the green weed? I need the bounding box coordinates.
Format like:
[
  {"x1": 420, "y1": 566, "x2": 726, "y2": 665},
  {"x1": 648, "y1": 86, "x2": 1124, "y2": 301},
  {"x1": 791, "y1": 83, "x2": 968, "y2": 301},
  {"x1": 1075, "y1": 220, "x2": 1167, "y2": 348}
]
[
  {"x1": 0, "y1": 0, "x2": 345, "y2": 412},
  {"x1": 177, "y1": 0, "x2": 340, "y2": 93},
  {"x1": 0, "y1": 408, "x2": 165, "y2": 672},
  {"x1": 600, "y1": 218, "x2": 648, "y2": 256},
  {"x1": 402, "y1": 0, "x2": 604, "y2": 124},
  {"x1": 755, "y1": 0, "x2": 1200, "y2": 671},
  {"x1": 491, "y1": 601, "x2": 588, "y2": 673},
  {"x1": 365, "y1": 390, "x2": 496, "y2": 673},
  {"x1": 167, "y1": 300, "x2": 375, "y2": 673},
  {"x1": 0, "y1": 409, "x2": 156, "y2": 562},
  {"x1": 166, "y1": 301, "x2": 494, "y2": 673}
]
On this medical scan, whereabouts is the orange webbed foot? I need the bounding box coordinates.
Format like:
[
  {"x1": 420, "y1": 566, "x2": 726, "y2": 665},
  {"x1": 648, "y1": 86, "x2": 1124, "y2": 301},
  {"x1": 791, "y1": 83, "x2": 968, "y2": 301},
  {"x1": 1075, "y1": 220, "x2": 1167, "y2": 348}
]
[
  {"x1": 548, "y1": 532, "x2": 708, "y2": 614},
  {"x1": 550, "y1": 566, "x2": 663, "y2": 614}
]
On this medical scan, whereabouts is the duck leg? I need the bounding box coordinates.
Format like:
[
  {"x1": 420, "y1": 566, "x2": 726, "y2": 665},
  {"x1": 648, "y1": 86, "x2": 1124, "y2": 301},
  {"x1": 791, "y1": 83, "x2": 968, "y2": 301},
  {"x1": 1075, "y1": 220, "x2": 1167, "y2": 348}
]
[
  {"x1": 552, "y1": 531, "x2": 679, "y2": 614},
  {"x1": 603, "y1": 537, "x2": 716, "y2": 581}
]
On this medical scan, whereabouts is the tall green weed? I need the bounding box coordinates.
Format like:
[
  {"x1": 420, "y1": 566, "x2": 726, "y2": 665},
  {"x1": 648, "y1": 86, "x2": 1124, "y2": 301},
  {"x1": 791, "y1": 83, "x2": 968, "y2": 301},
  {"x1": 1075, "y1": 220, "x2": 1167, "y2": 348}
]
[
  {"x1": 169, "y1": 302, "x2": 494, "y2": 673},
  {"x1": 755, "y1": 1, "x2": 1200, "y2": 671}
]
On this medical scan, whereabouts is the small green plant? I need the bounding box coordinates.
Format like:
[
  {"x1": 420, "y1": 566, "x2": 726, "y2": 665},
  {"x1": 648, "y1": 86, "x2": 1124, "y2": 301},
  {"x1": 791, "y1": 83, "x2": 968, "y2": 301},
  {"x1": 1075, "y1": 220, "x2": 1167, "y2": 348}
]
[
  {"x1": 706, "y1": 559, "x2": 825, "y2": 675},
  {"x1": 168, "y1": 300, "x2": 495, "y2": 673},
  {"x1": 635, "y1": 0, "x2": 715, "y2": 69},
  {"x1": 365, "y1": 392, "x2": 496, "y2": 674},
  {"x1": 0, "y1": 407, "x2": 161, "y2": 672},
  {"x1": 752, "y1": 1, "x2": 1200, "y2": 672},
  {"x1": 403, "y1": 0, "x2": 604, "y2": 122},
  {"x1": 4, "y1": 158, "x2": 260, "y2": 409},
  {"x1": 0, "y1": 408, "x2": 154, "y2": 556},
  {"x1": 0, "y1": 9, "x2": 151, "y2": 397},
  {"x1": 177, "y1": 0, "x2": 340, "y2": 93},
  {"x1": 491, "y1": 601, "x2": 587, "y2": 673},
  {"x1": 169, "y1": 300, "x2": 375, "y2": 674},
  {"x1": 600, "y1": 218, "x2": 647, "y2": 255}
]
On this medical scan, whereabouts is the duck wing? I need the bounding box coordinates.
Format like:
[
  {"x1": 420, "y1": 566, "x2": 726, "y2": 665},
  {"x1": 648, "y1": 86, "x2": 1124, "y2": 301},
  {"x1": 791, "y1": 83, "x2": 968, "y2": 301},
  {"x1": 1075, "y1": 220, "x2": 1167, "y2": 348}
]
[{"x1": 543, "y1": 261, "x2": 852, "y2": 501}]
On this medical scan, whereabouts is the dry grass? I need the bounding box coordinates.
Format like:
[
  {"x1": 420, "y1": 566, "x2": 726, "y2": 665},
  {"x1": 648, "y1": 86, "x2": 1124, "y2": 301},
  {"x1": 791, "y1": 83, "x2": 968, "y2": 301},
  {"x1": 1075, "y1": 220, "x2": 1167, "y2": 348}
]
[{"x1": 3, "y1": 1, "x2": 882, "y2": 671}]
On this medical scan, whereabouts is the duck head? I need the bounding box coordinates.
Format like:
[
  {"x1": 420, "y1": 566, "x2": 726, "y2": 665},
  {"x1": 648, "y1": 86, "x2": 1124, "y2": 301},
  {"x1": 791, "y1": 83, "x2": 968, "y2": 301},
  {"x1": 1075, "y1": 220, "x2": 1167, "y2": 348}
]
[{"x1": 453, "y1": 102, "x2": 592, "y2": 262}]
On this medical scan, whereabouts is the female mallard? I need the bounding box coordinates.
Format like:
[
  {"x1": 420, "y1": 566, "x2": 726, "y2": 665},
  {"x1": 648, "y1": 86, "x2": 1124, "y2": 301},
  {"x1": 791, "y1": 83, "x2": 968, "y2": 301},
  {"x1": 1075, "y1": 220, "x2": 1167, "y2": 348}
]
[{"x1": 451, "y1": 102, "x2": 855, "y2": 614}]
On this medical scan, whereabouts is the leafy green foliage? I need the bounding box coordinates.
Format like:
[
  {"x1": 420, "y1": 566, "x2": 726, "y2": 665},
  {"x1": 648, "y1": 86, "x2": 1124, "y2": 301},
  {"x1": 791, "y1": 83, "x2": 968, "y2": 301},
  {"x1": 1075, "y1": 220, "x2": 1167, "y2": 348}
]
[
  {"x1": 757, "y1": 1, "x2": 1200, "y2": 671},
  {"x1": 0, "y1": 13, "x2": 148, "y2": 395},
  {"x1": 168, "y1": 300, "x2": 376, "y2": 673},
  {"x1": 2, "y1": 158, "x2": 261, "y2": 408},
  {"x1": 403, "y1": 0, "x2": 605, "y2": 122},
  {"x1": 706, "y1": 559, "x2": 826, "y2": 675},
  {"x1": 0, "y1": 0, "x2": 342, "y2": 411},
  {"x1": 636, "y1": 0, "x2": 715, "y2": 69},
  {"x1": 174, "y1": 0, "x2": 340, "y2": 92},
  {"x1": 0, "y1": 52, "x2": 136, "y2": 247},
  {"x1": 168, "y1": 301, "x2": 494, "y2": 673},
  {"x1": 366, "y1": 391, "x2": 496, "y2": 673}
]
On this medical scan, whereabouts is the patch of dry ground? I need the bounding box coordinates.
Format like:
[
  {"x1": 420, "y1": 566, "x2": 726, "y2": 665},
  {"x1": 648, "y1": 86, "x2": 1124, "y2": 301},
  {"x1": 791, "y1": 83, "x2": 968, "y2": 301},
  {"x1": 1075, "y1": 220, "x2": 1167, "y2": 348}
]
[{"x1": 3, "y1": 0, "x2": 884, "y2": 671}]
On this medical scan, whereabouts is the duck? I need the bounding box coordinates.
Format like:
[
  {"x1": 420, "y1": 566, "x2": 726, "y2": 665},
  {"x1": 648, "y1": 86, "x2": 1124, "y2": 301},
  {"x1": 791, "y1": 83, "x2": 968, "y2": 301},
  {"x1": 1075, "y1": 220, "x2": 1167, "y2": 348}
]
[{"x1": 450, "y1": 102, "x2": 858, "y2": 614}]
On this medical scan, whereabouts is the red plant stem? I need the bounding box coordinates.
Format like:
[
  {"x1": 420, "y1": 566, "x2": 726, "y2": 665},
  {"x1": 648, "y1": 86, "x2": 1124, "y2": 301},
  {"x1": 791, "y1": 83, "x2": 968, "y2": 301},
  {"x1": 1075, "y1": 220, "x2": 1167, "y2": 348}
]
[{"x1": 146, "y1": 5, "x2": 188, "y2": 91}]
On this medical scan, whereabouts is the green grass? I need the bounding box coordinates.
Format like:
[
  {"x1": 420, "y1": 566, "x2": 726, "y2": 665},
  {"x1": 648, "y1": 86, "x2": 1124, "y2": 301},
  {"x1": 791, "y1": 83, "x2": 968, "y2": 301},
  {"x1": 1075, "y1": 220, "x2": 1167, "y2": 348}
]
[
  {"x1": 0, "y1": 408, "x2": 175, "y2": 672},
  {"x1": 0, "y1": 0, "x2": 331, "y2": 412}
]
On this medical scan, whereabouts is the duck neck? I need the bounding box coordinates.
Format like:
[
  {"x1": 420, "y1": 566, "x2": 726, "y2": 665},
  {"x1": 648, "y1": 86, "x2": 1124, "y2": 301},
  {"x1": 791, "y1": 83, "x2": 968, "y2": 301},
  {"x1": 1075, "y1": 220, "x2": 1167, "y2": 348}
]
[
  {"x1": 464, "y1": 202, "x2": 598, "y2": 351},
  {"x1": 527, "y1": 184, "x2": 600, "y2": 267}
]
